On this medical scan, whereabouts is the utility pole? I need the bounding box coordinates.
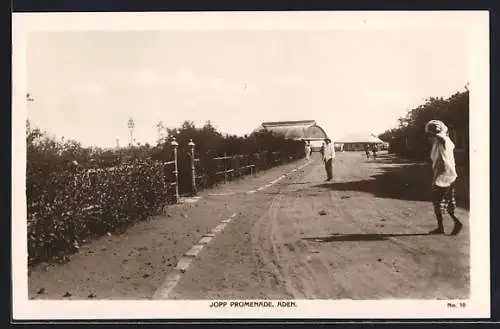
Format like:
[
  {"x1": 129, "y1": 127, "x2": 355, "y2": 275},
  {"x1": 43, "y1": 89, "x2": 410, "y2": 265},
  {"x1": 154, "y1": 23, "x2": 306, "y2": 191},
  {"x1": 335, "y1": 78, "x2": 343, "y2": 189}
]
[
  {"x1": 156, "y1": 121, "x2": 166, "y2": 145},
  {"x1": 127, "y1": 117, "x2": 135, "y2": 146},
  {"x1": 26, "y1": 93, "x2": 34, "y2": 134}
]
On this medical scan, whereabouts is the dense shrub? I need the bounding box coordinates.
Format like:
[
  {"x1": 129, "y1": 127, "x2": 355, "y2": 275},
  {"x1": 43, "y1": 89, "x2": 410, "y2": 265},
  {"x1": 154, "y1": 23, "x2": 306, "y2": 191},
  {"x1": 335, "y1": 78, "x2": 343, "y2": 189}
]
[{"x1": 27, "y1": 159, "x2": 169, "y2": 265}]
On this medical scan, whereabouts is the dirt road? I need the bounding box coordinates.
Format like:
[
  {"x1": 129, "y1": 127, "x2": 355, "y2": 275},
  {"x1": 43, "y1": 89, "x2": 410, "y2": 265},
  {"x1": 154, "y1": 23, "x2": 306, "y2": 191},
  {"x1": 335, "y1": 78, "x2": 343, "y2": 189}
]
[{"x1": 29, "y1": 151, "x2": 469, "y2": 300}]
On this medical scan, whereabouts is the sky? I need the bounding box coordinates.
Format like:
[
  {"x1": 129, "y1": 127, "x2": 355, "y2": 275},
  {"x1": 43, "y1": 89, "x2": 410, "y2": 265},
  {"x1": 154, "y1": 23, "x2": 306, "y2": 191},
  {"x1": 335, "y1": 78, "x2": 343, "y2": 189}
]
[{"x1": 26, "y1": 29, "x2": 468, "y2": 148}]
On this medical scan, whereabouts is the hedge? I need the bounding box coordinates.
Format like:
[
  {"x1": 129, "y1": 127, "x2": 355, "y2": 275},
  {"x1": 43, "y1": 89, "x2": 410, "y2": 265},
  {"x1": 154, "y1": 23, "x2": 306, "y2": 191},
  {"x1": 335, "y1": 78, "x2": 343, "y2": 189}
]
[{"x1": 27, "y1": 160, "x2": 169, "y2": 265}]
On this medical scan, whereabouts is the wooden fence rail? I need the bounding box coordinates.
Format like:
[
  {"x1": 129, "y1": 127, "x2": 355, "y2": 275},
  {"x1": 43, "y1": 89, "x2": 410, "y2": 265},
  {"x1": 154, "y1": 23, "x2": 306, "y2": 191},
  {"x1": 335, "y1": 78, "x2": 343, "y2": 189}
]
[
  {"x1": 163, "y1": 139, "x2": 303, "y2": 202},
  {"x1": 71, "y1": 138, "x2": 304, "y2": 205}
]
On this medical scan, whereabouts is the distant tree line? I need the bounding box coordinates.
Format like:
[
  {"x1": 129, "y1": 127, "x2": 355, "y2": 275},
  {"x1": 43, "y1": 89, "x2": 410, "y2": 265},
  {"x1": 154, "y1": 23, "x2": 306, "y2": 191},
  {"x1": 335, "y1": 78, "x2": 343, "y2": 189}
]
[
  {"x1": 152, "y1": 120, "x2": 303, "y2": 161},
  {"x1": 378, "y1": 88, "x2": 469, "y2": 163}
]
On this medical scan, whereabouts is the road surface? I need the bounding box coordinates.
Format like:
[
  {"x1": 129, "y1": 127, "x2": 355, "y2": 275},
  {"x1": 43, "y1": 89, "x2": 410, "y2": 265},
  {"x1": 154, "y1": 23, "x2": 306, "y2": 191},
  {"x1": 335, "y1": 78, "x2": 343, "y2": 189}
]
[{"x1": 29, "y1": 151, "x2": 469, "y2": 300}]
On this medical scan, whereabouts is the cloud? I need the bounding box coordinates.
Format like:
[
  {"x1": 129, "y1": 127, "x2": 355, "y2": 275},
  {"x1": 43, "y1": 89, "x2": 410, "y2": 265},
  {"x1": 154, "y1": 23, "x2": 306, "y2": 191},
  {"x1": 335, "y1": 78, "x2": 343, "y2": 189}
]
[
  {"x1": 366, "y1": 89, "x2": 421, "y2": 106},
  {"x1": 176, "y1": 68, "x2": 196, "y2": 84},
  {"x1": 130, "y1": 67, "x2": 197, "y2": 87},
  {"x1": 134, "y1": 68, "x2": 160, "y2": 85},
  {"x1": 206, "y1": 76, "x2": 244, "y2": 93},
  {"x1": 274, "y1": 74, "x2": 309, "y2": 87},
  {"x1": 207, "y1": 77, "x2": 224, "y2": 90},
  {"x1": 128, "y1": 67, "x2": 247, "y2": 94},
  {"x1": 174, "y1": 68, "x2": 244, "y2": 93},
  {"x1": 68, "y1": 82, "x2": 106, "y2": 96}
]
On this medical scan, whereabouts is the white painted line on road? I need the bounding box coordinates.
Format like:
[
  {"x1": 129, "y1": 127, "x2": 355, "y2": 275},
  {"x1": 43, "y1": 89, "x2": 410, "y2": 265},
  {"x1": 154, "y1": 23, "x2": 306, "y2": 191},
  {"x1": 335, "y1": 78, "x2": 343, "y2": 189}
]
[
  {"x1": 208, "y1": 192, "x2": 235, "y2": 196},
  {"x1": 179, "y1": 196, "x2": 203, "y2": 204},
  {"x1": 152, "y1": 272, "x2": 182, "y2": 299},
  {"x1": 249, "y1": 160, "x2": 314, "y2": 194},
  {"x1": 154, "y1": 163, "x2": 314, "y2": 300},
  {"x1": 212, "y1": 223, "x2": 227, "y2": 233},
  {"x1": 175, "y1": 257, "x2": 193, "y2": 273},
  {"x1": 199, "y1": 236, "x2": 213, "y2": 244},
  {"x1": 185, "y1": 244, "x2": 204, "y2": 258},
  {"x1": 270, "y1": 176, "x2": 286, "y2": 185},
  {"x1": 153, "y1": 212, "x2": 238, "y2": 299}
]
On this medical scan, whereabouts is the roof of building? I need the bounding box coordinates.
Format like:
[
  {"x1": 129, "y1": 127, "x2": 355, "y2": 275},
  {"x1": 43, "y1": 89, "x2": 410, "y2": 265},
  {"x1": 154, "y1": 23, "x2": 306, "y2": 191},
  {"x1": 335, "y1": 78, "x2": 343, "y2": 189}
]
[
  {"x1": 255, "y1": 120, "x2": 328, "y2": 140},
  {"x1": 335, "y1": 133, "x2": 385, "y2": 144}
]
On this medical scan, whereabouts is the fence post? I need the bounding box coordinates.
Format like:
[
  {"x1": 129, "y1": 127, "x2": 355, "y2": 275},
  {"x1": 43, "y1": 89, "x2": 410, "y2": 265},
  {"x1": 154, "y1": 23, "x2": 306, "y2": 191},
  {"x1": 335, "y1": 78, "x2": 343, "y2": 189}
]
[
  {"x1": 224, "y1": 153, "x2": 228, "y2": 183},
  {"x1": 171, "y1": 137, "x2": 179, "y2": 203},
  {"x1": 250, "y1": 154, "x2": 254, "y2": 177},
  {"x1": 236, "y1": 155, "x2": 240, "y2": 182},
  {"x1": 188, "y1": 139, "x2": 197, "y2": 196}
]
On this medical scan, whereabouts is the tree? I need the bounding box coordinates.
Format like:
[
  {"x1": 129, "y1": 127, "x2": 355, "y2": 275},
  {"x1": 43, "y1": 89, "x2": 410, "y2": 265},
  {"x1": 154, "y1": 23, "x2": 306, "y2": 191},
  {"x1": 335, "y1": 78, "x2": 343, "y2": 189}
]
[
  {"x1": 379, "y1": 89, "x2": 469, "y2": 159},
  {"x1": 127, "y1": 117, "x2": 135, "y2": 146}
]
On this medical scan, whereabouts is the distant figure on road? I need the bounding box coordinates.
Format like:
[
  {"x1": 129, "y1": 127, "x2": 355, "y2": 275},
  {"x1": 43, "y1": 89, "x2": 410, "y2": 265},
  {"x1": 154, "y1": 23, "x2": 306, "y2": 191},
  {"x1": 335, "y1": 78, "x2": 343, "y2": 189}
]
[
  {"x1": 364, "y1": 144, "x2": 371, "y2": 159},
  {"x1": 322, "y1": 138, "x2": 335, "y2": 181},
  {"x1": 371, "y1": 145, "x2": 378, "y2": 160},
  {"x1": 425, "y1": 120, "x2": 462, "y2": 235},
  {"x1": 304, "y1": 141, "x2": 311, "y2": 160}
]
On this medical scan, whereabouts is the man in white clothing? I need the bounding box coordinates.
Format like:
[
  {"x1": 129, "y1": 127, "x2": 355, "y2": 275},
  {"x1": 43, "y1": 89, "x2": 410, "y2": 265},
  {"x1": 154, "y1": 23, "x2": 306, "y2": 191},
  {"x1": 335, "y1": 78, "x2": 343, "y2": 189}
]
[
  {"x1": 425, "y1": 120, "x2": 462, "y2": 235},
  {"x1": 304, "y1": 141, "x2": 311, "y2": 160},
  {"x1": 322, "y1": 138, "x2": 335, "y2": 181}
]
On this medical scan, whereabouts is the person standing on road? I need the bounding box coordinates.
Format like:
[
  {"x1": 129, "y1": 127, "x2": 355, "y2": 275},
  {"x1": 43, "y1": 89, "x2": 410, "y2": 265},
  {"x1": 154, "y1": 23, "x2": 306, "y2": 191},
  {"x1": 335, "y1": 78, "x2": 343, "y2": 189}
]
[
  {"x1": 322, "y1": 138, "x2": 335, "y2": 181},
  {"x1": 425, "y1": 120, "x2": 463, "y2": 235},
  {"x1": 364, "y1": 144, "x2": 371, "y2": 159},
  {"x1": 371, "y1": 144, "x2": 378, "y2": 160},
  {"x1": 304, "y1": 140, "x2": 311, "y2": 160}
]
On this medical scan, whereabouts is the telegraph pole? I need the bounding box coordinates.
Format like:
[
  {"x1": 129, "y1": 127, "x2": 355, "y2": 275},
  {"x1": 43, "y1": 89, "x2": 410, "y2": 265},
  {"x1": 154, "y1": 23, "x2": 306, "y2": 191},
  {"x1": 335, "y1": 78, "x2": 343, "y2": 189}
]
[
  {"x1": 156, "y1": 121, "x2": 166, "y2": 145},
  {"x1": 127, "y1": 117, "x2": 135, "y2": 146}
]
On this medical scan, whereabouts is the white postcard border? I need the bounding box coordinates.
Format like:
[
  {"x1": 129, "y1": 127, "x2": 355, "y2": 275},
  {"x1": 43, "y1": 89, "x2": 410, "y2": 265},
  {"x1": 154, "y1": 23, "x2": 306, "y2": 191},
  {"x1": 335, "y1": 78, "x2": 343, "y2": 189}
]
[{"x1": 12, "y1": 11, "x2": 490, "y2": 320}]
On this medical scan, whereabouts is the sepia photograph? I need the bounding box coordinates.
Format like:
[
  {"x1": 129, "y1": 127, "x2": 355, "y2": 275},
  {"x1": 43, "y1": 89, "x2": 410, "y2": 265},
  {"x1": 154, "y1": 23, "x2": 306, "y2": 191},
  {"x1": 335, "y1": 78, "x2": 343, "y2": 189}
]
[{"x1": 12, "y1": 11, "x2": 490, "y2": 320}]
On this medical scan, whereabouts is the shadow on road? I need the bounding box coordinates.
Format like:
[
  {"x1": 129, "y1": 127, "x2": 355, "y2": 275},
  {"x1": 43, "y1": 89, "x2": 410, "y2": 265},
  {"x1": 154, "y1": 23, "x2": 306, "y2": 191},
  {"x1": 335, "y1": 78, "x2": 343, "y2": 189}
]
[
  {"x1": 361, "y1": 153, "x2": 416, "y2": 164},
  {"x1": 302, "y1": 232, "x2": 431, "y2": 242},
  {"x1": 315, "y1": 154, "x2": 469, "y2": 210}
]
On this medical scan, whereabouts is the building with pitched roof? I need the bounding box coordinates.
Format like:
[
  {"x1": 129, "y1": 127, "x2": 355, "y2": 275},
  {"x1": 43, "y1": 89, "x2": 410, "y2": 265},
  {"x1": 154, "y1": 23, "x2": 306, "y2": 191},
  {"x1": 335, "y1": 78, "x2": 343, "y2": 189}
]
[
  {"x1": 254, "y1": 120, "x2": 328, "y2": 141},
  {"x1": 334, "y1": 133, "x2": 388, "y2": 151},
  {"x1": 254, "y1": 120, "x2": 329, "y2": 151}
]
